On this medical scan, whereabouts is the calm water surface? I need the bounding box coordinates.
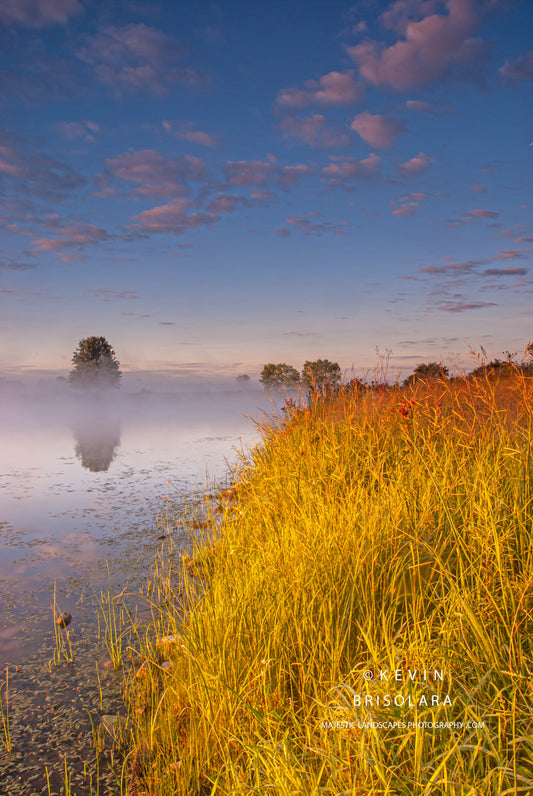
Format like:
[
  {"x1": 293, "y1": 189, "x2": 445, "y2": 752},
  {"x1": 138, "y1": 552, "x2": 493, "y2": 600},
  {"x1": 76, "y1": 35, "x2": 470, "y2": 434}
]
[{"x1": 0, "y1": 386, "x2": 276, "y2": 665}]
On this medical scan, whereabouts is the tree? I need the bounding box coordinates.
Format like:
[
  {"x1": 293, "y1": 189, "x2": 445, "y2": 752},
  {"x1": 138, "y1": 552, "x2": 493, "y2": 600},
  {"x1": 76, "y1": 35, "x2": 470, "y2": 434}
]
[
  {"x1": 301, "y1": 359, "x2": 341, "y2": 389},
  {"x1": 69, "y1": 336, "x2": 122, "y2": 389},
  {"x1": 259, "y1": 363, "x2": 300, "y2": 388},
  {"x1": 236, "y1": 374, "x2": 250, "y2": 382},
  {"x1": 403, "y1": 362, "x2": 449, "y2": 386}
]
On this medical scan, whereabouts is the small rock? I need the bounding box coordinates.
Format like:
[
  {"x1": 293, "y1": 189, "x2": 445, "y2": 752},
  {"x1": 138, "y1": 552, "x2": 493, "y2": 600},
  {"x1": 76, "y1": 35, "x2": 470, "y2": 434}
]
[
  {"x1": 189, "y1": 520, "x2": 208, "y2": 529},
  {"x1": 56, "y1": 611, "x2": 72, "y2": 628},
  {"x1": 156, "y1": 634, "x2": 176, "y2": 649},
  {"x1": 135, "y1": 662, "x2": 150, "y2": 679},
  {"x1": 160, "y1": 661, "x2": 172, "y2": 672}
]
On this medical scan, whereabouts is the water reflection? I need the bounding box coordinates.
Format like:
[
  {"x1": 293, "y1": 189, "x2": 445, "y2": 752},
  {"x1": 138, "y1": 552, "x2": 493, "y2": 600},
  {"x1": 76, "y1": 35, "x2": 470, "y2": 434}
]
[
  {"x1": 0, "y1": 386, "x2": 280, "y2": 664},
  {"x1": 73, "y1": 417, "x2": 121, "y2": 472}
]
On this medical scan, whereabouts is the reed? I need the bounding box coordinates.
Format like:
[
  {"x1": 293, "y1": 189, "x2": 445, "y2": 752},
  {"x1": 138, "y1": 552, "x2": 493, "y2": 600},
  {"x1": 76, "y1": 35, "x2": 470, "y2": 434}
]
[
  {"x1": 98, "y1": 587, "x2": 126, "y2": 669},
  {"x1": 49, "y1": 582, "x2": 74, "y2": 669},
  {"x1": 0, "y1": 666, "x2": 12, "y2": 754},
  {"x1": 45, "y1": 758, "x2": 74, "y2": 796},
  {"x1": 121, "y1": 370, "x2": 533, "y2": 794}
]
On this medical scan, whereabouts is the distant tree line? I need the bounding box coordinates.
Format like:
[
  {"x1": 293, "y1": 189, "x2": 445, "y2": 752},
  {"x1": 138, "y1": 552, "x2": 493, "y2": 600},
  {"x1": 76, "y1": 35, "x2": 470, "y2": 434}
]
[
  {"x1": 404, "y1": 346, "x2": 533, "y2": 385},
  {"x1": 260, "y1": 359, "x2": 342, "y2": 389},
  {"x1": 403, "y1": 362, "x2": 449, "y2": 386},
  {"x1": 259, "y1": 343, "x2": 533, "y2": 392},
  {"x1": 66, "y1": 336, "x2": 533, "y2": 396}
]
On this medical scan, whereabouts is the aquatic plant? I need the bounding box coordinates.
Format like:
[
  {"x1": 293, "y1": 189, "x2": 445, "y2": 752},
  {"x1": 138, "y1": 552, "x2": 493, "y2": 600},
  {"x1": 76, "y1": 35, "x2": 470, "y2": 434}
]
[
  {"x1": 49, "y1": 583, "x2": 74, "y2": 668},
  {"x1": 0, "y1": 667, "x2": 12, "y2": 754}
]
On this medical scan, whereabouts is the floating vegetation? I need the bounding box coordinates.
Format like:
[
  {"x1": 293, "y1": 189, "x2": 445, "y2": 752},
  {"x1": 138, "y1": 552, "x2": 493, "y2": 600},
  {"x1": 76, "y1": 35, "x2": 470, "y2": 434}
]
[{"x1": 0, "y1": 637, "x2": 123, "y2": 795}]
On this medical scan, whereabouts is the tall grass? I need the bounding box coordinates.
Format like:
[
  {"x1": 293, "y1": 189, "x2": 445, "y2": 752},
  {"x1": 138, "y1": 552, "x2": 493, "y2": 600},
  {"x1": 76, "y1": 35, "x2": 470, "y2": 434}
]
[
  {"x1": 122, "y1": 371, "x2": 533, "y2": 795},
  {"x1": 0, "y1": 667, "x2": 12, "y2": 754}
]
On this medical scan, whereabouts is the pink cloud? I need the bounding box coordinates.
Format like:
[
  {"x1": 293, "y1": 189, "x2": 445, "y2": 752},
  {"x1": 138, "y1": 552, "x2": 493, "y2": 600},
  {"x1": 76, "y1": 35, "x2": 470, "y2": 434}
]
[
  {"x1": 280, "y1": 115, "x2": 351, "y2": 147},
  {"x1": 56, "y1": 121, "x2": 100, "y2": 143},
  {"x1": 393, "y1": 205, "x2": 417, "y2": 216},
  {"x1": 162, "y1": 121, "x2": 219, "y2": 147},
  {"x1": 31, "y1": 224, "x2": 110, "y2": 255},
  {"x1": 322, "y1": 153, "x2": 381, "y2": 185},
  {"x1": 87, "y1": 289, "x2": 138, "y2": 301},
  {"x1": 76, "y1": 24, "x2": 207, "y2": 95},
  {"x1": 347, "y1": 0, "x2": 487, "y2": 90},
  {"x1": 0, "y1": 145, "x2": 25, "y2": 177},
  {"x1": 353, "y1": 20, "x2": 368, "y2": 34},
  {"x1": 219, "y1": 160, "x2": 313, "y2": 192},
  {"x1": 0, "y1": 257, "x2": 35, "y2": 271},
  {"x1": 418, "y1": 260, "x2": 476, "y2": 275},
  {"x1": 418, "y1": 249, "x2": 526, "y2": 277},
  {"x1": 102, "y1": 150, "x2": 206, "y2": 197},
  {"x1": 132, "y1": 198, "x2": 217, "y2": 234},
  {"x1": 482, "y1": 267, "x2": 527, "y2": 277},
  {"x1": 381, "y1": 1, "x2": 441, "y2": 35},
  {"x1": 499, "y1": 51, "x2": 533, "y2": 82},
  {"x1": 223, "y1": 160, "x2": 277, "y2": 187},
  {"x1": 0, "y1": 0, "x2": 83, "y2": 27},
  {"x1": 249, "y1": 190, "x2": 273, "y2": 202},
  {"x1": 391, "y1": 192, "x2": 429, "y2": 216},
  {"x1": 492, "y1": 249, "x2": 523, "y2": 260},
  {"x1": 405, "y1": 99, "x2": 437, "y2": 114},
  {"x1": 467, "y1": 209, "x2": 499, "y2": 219},
  {"x1": 206, "y1": 194, "x2": 244, "y2": 214},
  {"x1": 497, "y1": 224, "x2": 526, "y2": 239},
  {"x1": 0, "y1": 133, "x2": 85, "y2": 201},
  {"x1": 276, "y1": 71, "x2": 364, "y2": 108},
  {"x1": 397, "y1": 151, "x2": 436, "y2": 175},
  {"x1": 277, "y1": 164, "x2": 316, "y2": 187},
  {"x1": 284, "y1": 214, "x2": 350, "y2": 236},
  {"x1": 350, "y1": 112, "x2": 404, "y2": 148},
  {"x1": 439, "y1": 301, "x2": 497, "y2": 313}
]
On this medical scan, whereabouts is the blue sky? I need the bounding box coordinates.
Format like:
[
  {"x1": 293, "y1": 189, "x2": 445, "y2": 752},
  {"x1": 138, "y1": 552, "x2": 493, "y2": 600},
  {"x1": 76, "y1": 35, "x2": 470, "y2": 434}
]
[{"x1": 0, "y1": 0, "x2": 532, "y2": 382}]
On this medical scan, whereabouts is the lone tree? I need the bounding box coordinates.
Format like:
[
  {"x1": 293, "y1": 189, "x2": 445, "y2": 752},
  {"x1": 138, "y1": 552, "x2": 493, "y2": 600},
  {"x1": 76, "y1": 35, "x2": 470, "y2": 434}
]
[
  {"x1": 259, "y1": 363, "x2": 300, "y2": 388},
  {"x1": 403, "y1": 362, "x2": 449, "y2": 386},
  {"x1": 69, "y1": 336, "x2": 122, "y2": 389},
  {"x1": 301, "y1": 359, "x2": 341, "y2": 389}
]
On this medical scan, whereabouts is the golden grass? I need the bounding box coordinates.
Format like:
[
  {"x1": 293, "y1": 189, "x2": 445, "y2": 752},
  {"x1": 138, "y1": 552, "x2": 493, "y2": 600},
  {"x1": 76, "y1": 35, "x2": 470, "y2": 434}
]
[{"x1": 121, "y1": 371, "x2": 533, "y2": 795}]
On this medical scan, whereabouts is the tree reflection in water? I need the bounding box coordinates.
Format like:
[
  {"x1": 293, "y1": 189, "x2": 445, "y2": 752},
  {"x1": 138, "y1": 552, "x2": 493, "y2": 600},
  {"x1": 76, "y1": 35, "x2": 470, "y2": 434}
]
[{"x1": 73, "y1": 417, "x2": 121, "y2": 472}]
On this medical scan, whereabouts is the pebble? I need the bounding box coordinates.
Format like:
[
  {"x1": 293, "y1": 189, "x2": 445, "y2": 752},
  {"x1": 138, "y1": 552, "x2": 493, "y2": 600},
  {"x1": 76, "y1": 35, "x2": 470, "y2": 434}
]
[{"x1": 156, "y1": 634, "x2": 176, "y2": 648}]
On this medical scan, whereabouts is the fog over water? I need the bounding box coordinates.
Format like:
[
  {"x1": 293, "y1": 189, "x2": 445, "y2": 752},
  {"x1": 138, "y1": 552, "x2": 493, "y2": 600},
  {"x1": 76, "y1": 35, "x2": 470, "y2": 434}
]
[{"x1": 0, "y1": 377, "x2": 283, "y2": 664}]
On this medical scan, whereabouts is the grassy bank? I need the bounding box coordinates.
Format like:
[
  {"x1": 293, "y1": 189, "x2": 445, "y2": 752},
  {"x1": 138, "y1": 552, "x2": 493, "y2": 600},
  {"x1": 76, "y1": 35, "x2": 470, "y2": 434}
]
[{"x1": 122, "y1": 372, "x2": 533, "y2": 795}]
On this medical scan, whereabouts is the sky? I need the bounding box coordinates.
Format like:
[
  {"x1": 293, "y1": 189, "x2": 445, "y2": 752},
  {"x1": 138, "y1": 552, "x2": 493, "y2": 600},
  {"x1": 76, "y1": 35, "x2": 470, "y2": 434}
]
[{"x1": 0, "y1": 0, "x2": 532, "y2": 383}]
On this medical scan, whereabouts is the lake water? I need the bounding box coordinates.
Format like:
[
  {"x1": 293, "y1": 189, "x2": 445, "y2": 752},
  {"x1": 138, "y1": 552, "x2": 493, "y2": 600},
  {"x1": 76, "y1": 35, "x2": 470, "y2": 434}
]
[
  {"x1": 0, "y1": 383, "x2": 283, "y2": 793},
  {"x1": 0, "y1": 385, "x2": 277, "y2": 666}
]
